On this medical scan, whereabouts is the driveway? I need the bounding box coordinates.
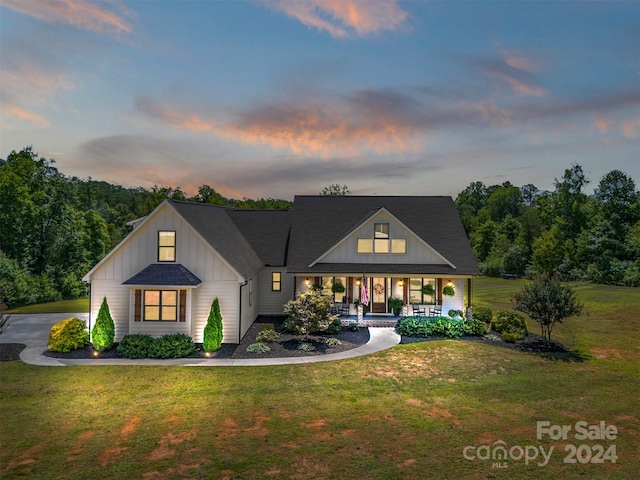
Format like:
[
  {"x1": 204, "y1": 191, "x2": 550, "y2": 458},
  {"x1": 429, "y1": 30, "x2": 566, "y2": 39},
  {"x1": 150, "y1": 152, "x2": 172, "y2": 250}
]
[
  {"x1": 0, "y1": 313, "x2": 90, "y2": 366},
  {"x1": 0, "y1": 313, "x2": 400, "y2": 367}
]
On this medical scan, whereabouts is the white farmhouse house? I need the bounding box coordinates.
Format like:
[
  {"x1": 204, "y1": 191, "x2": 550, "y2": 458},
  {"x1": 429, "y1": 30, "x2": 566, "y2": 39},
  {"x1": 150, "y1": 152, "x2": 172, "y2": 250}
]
[{"x1": 83, "y1": 196, "x2": 481, "y2": 343}]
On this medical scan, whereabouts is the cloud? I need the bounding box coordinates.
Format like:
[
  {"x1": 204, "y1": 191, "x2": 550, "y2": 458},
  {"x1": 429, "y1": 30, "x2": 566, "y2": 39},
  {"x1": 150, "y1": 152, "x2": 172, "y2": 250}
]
[
  {"x1": 621, "y1": 117, "x2": 640, "y2": 138},
  {"x1": 265, "y1": 0, "x2": 408, "y2": 37},
  {"x1": 136, "y1": 93, "x2": 424, "y2": 155},
  {"x1": 472, "y1": 49, "x2": 546, "y2": 97},
  {"x1": 74, "y1": 134, "x2": 431, "y2": 199},
  {"x1": 1, "y1": 105, "x2": 50, "y2": 128},
  {"x1": 136, "y1": 80, "x2": 640, "y2": 159},
  {"x1": 1, "y1": 0, "x2": 135, "y2": 36}
]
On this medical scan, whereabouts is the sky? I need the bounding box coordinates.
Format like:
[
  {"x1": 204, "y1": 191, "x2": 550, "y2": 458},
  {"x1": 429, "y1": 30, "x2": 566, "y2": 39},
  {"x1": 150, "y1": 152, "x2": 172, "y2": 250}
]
[{"x1": 1, "y1": 1, "x2": 639, "y2": 200}]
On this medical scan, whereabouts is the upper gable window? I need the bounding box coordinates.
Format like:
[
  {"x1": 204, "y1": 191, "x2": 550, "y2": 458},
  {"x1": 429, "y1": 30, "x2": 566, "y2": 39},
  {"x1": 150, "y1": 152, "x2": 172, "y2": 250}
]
[
  {"x1": 357, "y1": 238, "x2": 373, "y2": 254},
  {"x1": 374, "y1": 223, "x2": 389, "y2": 239},
  {"x1": 357, "y1": 223, "x2": 406, "y2": 255},
  {"x1": 391, "y1": 238, "x2": 407, "y2": 254},
  {"x1": 158, "y1": 231, "x2": 176, "y2": 262},
  {"x1": 374, "y1": 223, "x2": 389, "y2": 253}
]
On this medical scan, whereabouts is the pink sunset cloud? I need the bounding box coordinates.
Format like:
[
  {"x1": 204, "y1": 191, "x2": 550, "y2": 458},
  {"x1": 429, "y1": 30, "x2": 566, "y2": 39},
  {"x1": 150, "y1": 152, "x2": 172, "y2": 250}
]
[
  {"x1": 1, "y1": 105, "x2": 50, "y2": 128},
  {"x1": 1, "y1": 0, "x2": 135, "y2": 36},
  {"x1": 265, "y1": 0, "x2": 408, "y2": 37}
]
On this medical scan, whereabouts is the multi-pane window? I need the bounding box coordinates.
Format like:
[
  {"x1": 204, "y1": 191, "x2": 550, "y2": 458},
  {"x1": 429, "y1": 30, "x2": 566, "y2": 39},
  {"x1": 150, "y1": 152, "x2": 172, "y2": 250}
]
[
  {"x1": 374, "y1": 223, "x2": 389, "y2": 253},
  {"x1": 158, "y1": 231, "x2": 176, "y2": 262},
  {"x1": 144, "y1": 290, "x2": 177, "y2": 321},
  {"x1": 357, "y1": 223, "x2": 407, "y2": 255},
  {"x1": 357, "y1": 238, "x2": 373, "y2": 254},
  {"x1": 409, "y1": 278, "x2": 436, "y2": 304},
  {"x1": 391, "y1": 238, "x2": 407, "y2": 254},
  {"x1": 272, "y1": 272, "x2": 281, "y2": 291}
]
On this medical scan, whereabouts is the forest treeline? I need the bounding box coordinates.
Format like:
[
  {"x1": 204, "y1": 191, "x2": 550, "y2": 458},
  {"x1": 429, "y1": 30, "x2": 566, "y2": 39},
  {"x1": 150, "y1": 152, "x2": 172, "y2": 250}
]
[
  {"x1": 0, "y1": 147, "x2": 292, "y2": 308},
  {"x1": 1, "y1": 146, "x2": 639, "y2": 308}
]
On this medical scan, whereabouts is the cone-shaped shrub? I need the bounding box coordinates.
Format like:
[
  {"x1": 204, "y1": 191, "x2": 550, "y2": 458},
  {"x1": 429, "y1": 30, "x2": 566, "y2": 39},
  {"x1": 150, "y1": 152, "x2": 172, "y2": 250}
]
[
  {"x1": 92, "y1": 297, "x2": 115, "y2": 352},
  {"x1": 203, "y1": 297, "x2": 223, "y2": 352}
]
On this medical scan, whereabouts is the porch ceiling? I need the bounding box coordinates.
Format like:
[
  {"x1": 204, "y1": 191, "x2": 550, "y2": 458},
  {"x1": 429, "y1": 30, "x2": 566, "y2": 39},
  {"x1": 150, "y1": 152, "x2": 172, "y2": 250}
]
[{"x1": 287, "y1": 263, "x2": 464, "y2": 275}]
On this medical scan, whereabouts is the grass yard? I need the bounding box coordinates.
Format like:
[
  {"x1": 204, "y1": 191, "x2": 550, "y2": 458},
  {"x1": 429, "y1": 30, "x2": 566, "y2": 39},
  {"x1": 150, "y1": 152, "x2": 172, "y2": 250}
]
[
  {"x1": 1, "y1": 279, "x2": 639, "y2": 479},
  {"x1": 6, "y1": 297, "x2": 89, "y2": 314}
]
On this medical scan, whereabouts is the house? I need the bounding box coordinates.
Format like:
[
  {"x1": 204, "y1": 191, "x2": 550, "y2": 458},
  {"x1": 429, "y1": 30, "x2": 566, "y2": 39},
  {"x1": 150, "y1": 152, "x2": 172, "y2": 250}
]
[{"x1": 82, "y1": 196, "x2": 481, "y2": 343}]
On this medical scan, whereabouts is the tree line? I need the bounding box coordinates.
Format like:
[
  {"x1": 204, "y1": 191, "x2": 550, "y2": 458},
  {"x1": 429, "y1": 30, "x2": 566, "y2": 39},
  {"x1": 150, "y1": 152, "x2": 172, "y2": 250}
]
[
  {"x1": 1, "y1": 146, "x2": 638, "y2": 309},
  {"x1": 0, "y1": 147, "x2": 292, "y2": 308},
  {"x1": 456, "y1": 164, "x2": 640, "y2": 286}
]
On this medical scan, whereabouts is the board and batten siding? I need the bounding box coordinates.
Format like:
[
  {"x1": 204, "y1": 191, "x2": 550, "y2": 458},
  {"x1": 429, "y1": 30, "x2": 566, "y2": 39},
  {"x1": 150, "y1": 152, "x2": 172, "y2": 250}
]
[
  {"x1": 319, "y1": 211, "x2": 448, "y2": 265},
  {"x1": 88, "y1": 279, "x2": 130, "y2": 342},
  {"x1": 89, "y1": 203, "x2": 240, "y2": 284},
  {"x1": 190, "y1": 282, "x2": 240, "y2": 343},
  {"x1": 256, "y1": 268, "x2": 294, "y2": 315},
  {"x1": 87, "y1": 202, "x2": 245, "y2": 342}
]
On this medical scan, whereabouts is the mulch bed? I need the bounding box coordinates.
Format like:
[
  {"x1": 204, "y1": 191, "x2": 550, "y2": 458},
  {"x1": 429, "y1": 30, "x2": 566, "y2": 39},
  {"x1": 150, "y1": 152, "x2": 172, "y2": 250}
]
[
  {"x1": 37, "y1": 316, "x2": 370, "y2": 361},
  {"x1": 0, "y1": 343, "x2": 26, "y2": 362}
]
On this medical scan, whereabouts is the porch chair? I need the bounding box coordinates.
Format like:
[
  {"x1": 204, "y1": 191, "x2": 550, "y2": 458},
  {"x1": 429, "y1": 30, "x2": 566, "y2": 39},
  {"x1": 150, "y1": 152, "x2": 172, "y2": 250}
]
[
  {"x1": 429, "y1": 306, "x2": 442, "y2": 317},
  {"x1": 413, "y1": 307, "x2": 426, "y2": 317}
]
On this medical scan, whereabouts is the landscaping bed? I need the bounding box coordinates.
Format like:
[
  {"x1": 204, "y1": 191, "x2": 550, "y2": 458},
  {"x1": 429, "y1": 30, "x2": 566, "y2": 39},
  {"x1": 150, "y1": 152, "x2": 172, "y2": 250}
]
[
  {"x1": 0, "y1": 343, "x2": 25, "y2": 362},
  {"x1": 41, "y1": 315, "x2": 370, "y2": 360},
  {"x1": 401, "y1": 332, "x2": 581, "y2": 359}
]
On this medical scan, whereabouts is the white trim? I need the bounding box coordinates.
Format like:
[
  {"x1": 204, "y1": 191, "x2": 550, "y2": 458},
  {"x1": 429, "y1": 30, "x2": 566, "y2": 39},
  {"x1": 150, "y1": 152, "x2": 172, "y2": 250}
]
[
  {"x1": 83, "y1": 200, "x2": 246, "y2": 283},
  {"x1": 308, "y1": 207, "x2": 457, "y2": 269}
]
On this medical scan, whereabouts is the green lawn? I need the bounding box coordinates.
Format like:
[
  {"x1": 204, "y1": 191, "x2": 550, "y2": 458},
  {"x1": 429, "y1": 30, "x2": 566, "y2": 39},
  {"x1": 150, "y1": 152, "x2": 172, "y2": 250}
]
[
  {"x1": 6, "y1": 297, "x2": 89, "y2": 314},
  {"x1": 1, "y1": 279, "x2": 639, "y2": 479}
]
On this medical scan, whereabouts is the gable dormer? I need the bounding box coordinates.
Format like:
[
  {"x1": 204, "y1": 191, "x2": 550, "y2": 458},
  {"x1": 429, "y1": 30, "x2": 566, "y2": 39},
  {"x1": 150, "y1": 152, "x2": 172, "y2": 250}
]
[{"x1": 310, "y1": 208, "x2": 455, "y2": 268}]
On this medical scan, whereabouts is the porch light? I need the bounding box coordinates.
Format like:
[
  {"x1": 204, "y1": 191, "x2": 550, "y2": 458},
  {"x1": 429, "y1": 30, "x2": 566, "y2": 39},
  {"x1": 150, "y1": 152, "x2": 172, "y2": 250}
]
[
  {"x1": 305, "y1": 278, "x2": 310, "y2": 286},
  {"x1": 447, "y1": 281, "x2": 453, "y2": 287},
  {"x1": 356, "y1": 280, "x2": 361, "y2": 286},
  {"x1": 398, "y1": 280, "x2": 403, "y2": 286}
]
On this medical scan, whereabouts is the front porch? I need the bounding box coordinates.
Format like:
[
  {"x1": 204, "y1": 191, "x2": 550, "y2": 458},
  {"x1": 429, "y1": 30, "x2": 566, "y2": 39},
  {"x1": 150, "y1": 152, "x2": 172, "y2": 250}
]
[{"x1": 296, "y1": 274, "x2": 472, "y2": 317}]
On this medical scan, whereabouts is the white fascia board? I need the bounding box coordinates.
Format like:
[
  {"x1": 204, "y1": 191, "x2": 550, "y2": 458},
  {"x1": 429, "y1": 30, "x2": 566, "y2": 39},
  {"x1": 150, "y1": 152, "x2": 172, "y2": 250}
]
[{"x1": 308, "y1": 207, "x2": 457, "y2": 270}]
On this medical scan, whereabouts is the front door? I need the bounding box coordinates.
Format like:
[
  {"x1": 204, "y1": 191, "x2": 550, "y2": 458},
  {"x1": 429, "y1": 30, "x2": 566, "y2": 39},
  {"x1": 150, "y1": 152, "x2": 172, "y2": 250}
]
[{"x1": 371, "y1": 277, "x2": 387, "y2": 313}]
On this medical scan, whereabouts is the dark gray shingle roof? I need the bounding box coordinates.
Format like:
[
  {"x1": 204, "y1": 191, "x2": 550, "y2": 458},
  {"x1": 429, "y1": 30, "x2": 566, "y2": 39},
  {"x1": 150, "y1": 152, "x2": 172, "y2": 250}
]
[
  {"x1": 169, "y1": 201, "x2": 265, "y2": 279},
  {"x1": 227, "y1": 210, "x2": 291, "y2": 266},
  {"x1": 286, "y1": 196, "x2": 481, "y2": 275},
  {"x1": 123, "y1": 263, "x2": 201, "y2": 286}
]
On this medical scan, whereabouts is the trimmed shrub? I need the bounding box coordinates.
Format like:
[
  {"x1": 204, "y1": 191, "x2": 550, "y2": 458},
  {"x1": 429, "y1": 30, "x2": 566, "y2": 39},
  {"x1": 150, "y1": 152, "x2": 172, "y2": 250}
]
[
  {"x1": 325, "y1": 337, "x2": 342, "y2": 347},
  {"x1": 256, "y1": 326, "x2": 280, "y2": 343},
  {"x1": 149, "y1": 333, "x2": 195, "y2": 359},
  {"x1": 92, "y1": 297, "x2": 115, "y2": 352},
  {"x1": 448, "y1": 309, "x2": 464, "y2": 318},
  {"x1": 117, "y1": 334, "x2": 154, "y2": 359},
  {"x1": 48, "y1": 317, "x2": 89, "y2": 353},
  {"x1": 491, "y1": 310, "x2": 528, "y2": 342},
  {"x1": 203, "y1": 298, "x2": 223, "y2": 352},
  {"x1": 472, "y1": 305, "x2": 493, "y2": 324},
  {"x1": 325, "y1": 318, "x2": 343, "y2": 334},
  {"x1": 246, "y1": 342, "x2": 270, "y2": 354},
  {"x1": 462, "y1": 319, "x2": 487, "y2": 336},
  {"x1": 396, "y1": 316, "x2": 486, "y2": 338}
]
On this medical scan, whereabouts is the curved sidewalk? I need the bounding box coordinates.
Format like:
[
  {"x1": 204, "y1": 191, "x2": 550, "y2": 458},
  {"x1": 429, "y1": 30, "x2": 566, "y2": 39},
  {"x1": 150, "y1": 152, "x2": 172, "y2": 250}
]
[{"x1": 11, "y1": 320, "x2": 400, "y2": 367}]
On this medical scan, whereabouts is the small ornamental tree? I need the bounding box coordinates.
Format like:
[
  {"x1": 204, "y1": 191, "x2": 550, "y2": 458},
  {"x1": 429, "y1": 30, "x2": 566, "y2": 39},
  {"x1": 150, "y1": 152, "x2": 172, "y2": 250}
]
[
  {"x1": 92, "y1": 297, "x2": 115, "y2": 352},
  {"x1": 512, "y1": 275, "x2": 583, "y2": 346},
  {"x1": 283, "y1": 289, "x2": 336, "y2": 338},
  {"x1": 203, "y1": 297, "x2": 223, "y2": 352}
]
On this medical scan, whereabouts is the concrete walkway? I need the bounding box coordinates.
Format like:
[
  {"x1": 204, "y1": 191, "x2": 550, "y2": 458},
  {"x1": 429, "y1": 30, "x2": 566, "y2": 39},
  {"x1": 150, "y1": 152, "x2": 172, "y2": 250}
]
[{"x1": 0, "y1": 313, "x2": 401, "y2": 367}]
